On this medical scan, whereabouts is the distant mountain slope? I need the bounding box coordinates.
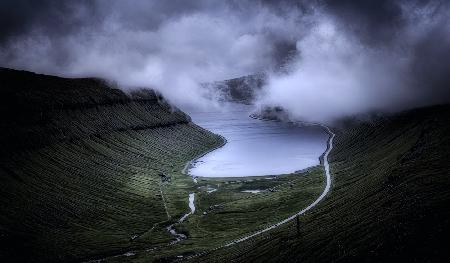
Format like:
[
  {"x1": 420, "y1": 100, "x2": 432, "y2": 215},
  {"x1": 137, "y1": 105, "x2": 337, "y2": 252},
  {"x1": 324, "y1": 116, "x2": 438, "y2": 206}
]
[
  {"x1": 0, "y1": 68, "x2": 223, "y2": 262},
  {"x1": 193, "y1": 104, "x2": 450, "y2": 262},
  {"x1": 205, "y1": 73, "x2": 266, "y2": 104}
]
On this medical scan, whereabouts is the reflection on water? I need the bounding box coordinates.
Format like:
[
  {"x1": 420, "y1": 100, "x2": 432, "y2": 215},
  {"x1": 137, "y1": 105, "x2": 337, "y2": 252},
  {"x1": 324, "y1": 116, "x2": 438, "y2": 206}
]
[{"x1": 186, "y1": 103, "x2": 328, "y2": 177}]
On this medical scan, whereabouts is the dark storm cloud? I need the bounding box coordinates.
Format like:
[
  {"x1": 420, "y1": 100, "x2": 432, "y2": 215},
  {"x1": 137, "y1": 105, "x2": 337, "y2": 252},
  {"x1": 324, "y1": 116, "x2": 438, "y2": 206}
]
[
  {"x1": 256, "y1": 0, "x2": 450, "y2": 122},
  {"x1": 0, "y1": 0, "x2": 305, "y2": 71},
  {"x1": 326, "y1": 0, "x2": 450, "y2": 104},
  {"x1": 96, "y1": 0, "x2": 221, "y2": 31},
  {"x1": 0, "y1": 0, "x2": 99, "y2": 43},
  {"x1": 0, "y1": 0, "x2": 449, "y2": 119},
  {"x1": 327, "y1": 0, "x2": 450, "y2": 103},
  {"x1": 411, "y1": 20, "x2": 450, "y2": 101},
  {"x1": 322, "y1": 0, "x2": 405, "y2": 45}
]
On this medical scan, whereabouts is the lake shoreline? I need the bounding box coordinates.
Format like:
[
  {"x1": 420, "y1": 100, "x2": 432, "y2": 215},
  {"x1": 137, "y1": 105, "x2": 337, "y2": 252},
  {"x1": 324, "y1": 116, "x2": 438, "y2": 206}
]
[{"x1": 186, "y1": 105, "x2": 329, "y2": 178}]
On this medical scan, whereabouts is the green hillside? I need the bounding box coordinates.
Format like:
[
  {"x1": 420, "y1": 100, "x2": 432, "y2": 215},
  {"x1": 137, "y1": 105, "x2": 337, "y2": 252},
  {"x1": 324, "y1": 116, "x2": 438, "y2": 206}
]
[
  {"x1": 0, "y1": 68, "x2": 223, "y2": 262},
  {"x1": 191, "y1": 104, "x2": 450, "y2": 262},
  {"x1": 0, "y1": 69, "x2": 329, "y2": 263},
  {"x1": 2, "y1": 68, "x2": 448, "y2": 262}
]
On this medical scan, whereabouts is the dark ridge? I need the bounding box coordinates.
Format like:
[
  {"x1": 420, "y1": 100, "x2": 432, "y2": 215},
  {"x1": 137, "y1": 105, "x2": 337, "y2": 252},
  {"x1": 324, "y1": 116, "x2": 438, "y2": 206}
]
[
  {"x1": 0, "y1": 68, "x2": 190, "y2": 155},
  {"x1": 0, "y1": 67, "x2": 128, "y2": 109}
]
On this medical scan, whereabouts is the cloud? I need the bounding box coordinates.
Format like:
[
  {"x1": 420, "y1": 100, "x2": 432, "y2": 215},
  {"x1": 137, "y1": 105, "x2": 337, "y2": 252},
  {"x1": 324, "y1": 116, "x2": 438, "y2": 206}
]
[
  {"x1": 257, "y1": 17, "x2": 415, "y2": 123},
  {"x1": 0, "y1": 0, "x2": 305, "y2": 108},
  {"x1": 256, "y1": 0, "x2": 450, "y2": 123},
  {"x1": 0, "y1": 0, "x2": 449, "y2": 118}
]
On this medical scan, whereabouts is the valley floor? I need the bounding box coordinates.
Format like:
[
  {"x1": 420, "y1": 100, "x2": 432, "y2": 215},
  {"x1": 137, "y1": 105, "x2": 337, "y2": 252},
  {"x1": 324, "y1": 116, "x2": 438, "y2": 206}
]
[
  {"x1": 1, "y1": 69, "x2": 449, "y2": 263},
  {"x1": 187, "y1": 105, "x2": 450, "y2": 263}
]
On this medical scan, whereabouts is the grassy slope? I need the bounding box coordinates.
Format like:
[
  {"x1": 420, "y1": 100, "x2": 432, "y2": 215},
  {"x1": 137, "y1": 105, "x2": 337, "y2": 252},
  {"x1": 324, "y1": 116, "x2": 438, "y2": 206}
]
[
  {"x1": 119, "y1": 168, "x2": 325, "y2": 262},
  {"x1": 192, "y1": 104, "x2": 450, "y2": 262},
  {"x1": 0, "y1": 68, "x2": 223, "y2": 262},
  {"x1": 0, "y1": 68, "x2": 327, "y2": 263},
  {"x1": 5, "y1": 68, "x2": 446, "y2": 262}
]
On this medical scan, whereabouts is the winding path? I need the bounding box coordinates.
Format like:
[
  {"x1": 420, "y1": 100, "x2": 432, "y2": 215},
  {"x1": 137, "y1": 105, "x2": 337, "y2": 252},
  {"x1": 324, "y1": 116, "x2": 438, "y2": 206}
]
[
  {"x1": 181, "y1": 124, "x2": 335, "y2": 261},
  {"x1": 223, "y1": 124, "x2": 334, "y2": 246}
]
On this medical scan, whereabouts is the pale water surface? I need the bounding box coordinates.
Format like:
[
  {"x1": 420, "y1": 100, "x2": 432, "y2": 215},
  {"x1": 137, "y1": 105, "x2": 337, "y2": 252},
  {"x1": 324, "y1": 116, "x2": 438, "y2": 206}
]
[{"x1": 186, "y1": 103, "x2": 328, "y2": 177}]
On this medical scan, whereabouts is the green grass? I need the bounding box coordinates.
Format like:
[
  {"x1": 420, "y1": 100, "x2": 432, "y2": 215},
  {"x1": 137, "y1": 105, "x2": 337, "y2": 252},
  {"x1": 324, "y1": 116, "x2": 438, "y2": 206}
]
[
  {"x1": 189, "y1": 104, "x2": 450, "y2": 263},
  {"x1": 4, "y1": 68, "x2": 447, "y2": 263},
  {"x1": 0, "y1": 68, "x2": 328, "y2": 263},
  {"x1": 105, "y1": 168, "x2": 325, "y2": 262},
  {"x1": 0, "y1": 68, "x2": 224, "y2": 262},
  {"x1": 0, "y1": 123, "x2": 223, "y2": 262}
]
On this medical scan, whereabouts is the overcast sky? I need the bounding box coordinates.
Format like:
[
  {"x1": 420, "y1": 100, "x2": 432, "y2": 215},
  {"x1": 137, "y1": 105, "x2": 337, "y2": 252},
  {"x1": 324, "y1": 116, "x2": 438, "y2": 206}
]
[{"x1": 1, "y1": 0, "x2": 449, "y2": 121}]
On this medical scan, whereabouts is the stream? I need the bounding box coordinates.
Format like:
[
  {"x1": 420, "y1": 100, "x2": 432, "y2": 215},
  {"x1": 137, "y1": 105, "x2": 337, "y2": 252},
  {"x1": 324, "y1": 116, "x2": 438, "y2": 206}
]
[{"x1": 166, "y1": 193, "x2": 195, "y2": 244}]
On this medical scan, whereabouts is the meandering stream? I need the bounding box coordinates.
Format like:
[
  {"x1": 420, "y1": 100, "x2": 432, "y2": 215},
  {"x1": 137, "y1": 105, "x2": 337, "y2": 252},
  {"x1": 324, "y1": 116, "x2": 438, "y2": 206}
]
[{"x1": 166, "y1": 193, "x2": 196, "y2": 244}]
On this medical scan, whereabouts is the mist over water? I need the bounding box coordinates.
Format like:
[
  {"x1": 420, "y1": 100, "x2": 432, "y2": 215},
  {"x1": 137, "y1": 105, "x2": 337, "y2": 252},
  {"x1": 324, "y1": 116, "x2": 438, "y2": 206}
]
[
  {"x1": 256, "y1": 3, "x2": 450, "y2": 123},
  {"x1": 186, "y1": 103, "x2": 328, "y2": 177}
]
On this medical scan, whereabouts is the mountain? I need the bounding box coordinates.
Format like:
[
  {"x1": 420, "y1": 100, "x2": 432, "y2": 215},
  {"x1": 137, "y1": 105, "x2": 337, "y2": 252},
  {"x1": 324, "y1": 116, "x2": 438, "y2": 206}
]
[
  {"x1": 204, "y1": 73, "x2": 266, "y2": 104},
  {"x1": 0, "y1": 68, "x2": 223, "y2": 262},
  {"x1": 2, "y1": 67, "x2": 449, "y2": 262}
]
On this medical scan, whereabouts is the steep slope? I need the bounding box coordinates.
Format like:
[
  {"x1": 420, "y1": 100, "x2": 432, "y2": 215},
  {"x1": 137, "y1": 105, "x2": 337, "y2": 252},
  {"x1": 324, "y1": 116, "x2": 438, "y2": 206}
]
[
  {"x1": 0, "y1": 68, "x2": 223, "y2": 262},
  {"x1": 0, "y1": 68, "x2": 191, "y2": 154},
  {"x1": 192, "y1": 104, "x2": 450, "y2": 262},
  {"x1": 205, "y1": 73, "x2": 266, "y2": 104}
]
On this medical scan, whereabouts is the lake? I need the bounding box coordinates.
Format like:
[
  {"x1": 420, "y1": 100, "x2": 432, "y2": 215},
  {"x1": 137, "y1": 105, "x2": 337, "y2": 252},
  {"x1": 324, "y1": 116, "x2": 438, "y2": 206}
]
[{"x1": 185, "y1": 103, "x2": 329, "y2": 177}]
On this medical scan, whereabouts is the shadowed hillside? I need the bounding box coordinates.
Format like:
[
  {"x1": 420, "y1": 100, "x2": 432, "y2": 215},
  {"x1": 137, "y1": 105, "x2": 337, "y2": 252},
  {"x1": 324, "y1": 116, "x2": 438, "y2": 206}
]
[
  {"x1": 191, "y1": 104, "x2": 450, "y2": 262},
  {"x1": 206, "y1": 73, "x2": 266, "y2": 104},
  {"x1": 2, "y1": 68, "x2": 449, "y2": 262},
  {"x1": 0, "y1": 68, "x2": 223, "y2": 262},
  {"x1": 0, "y1": 68, "x2": 193, "y2": 154}
]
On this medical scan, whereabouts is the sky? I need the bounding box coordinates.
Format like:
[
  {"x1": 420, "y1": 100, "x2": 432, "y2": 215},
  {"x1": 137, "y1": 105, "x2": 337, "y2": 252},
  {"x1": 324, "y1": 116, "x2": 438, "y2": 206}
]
[{"x1": 1, "y1": 0, "x2": 449, "y2": 122}]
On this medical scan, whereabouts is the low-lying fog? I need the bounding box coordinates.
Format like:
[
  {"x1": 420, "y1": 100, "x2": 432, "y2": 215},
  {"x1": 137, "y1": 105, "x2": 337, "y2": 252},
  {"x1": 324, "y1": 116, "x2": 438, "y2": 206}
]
[
  {"x1": 186, "y1": 103, "x2": 328, "y2": 177},
  {"x1": 1, "y1": 1, "x2": 449, "y2": 124}
]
